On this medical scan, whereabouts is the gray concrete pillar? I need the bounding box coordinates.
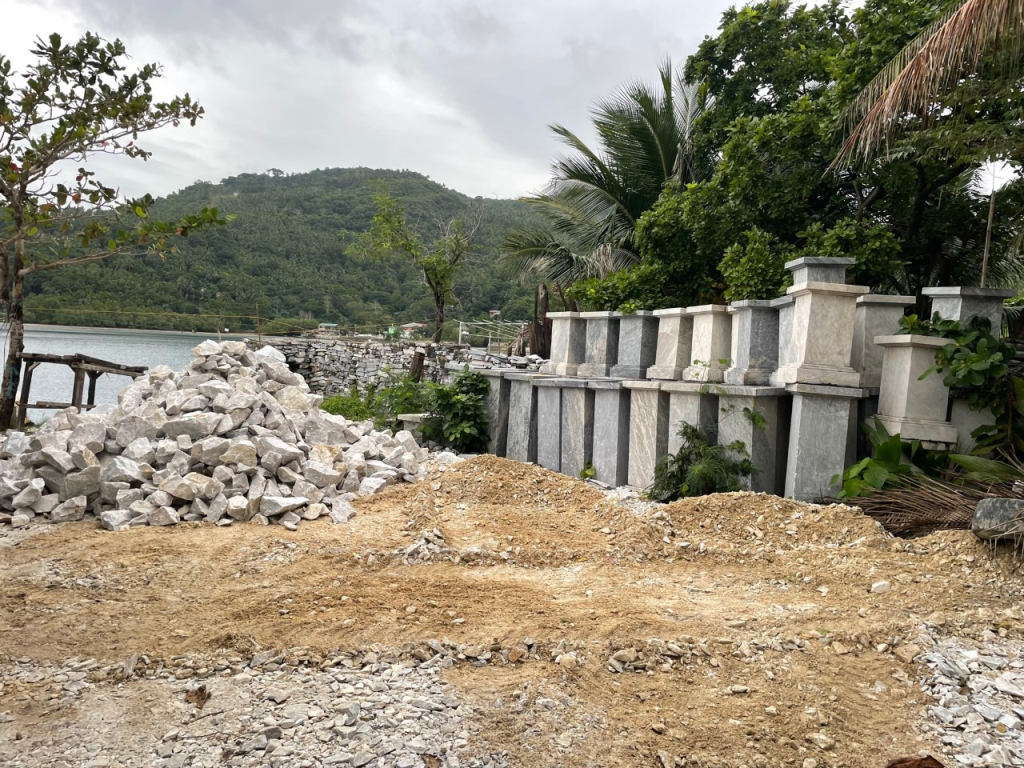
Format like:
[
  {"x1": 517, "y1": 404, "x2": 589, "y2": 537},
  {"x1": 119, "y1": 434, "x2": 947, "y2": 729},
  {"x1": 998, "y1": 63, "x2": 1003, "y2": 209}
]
[
  {"x1": 505, "y1": 372, "x2": 538, "y2": 463},
  {"x1": 923, "y1": 286, "x2": 1014, "y2": 335},
  {"x1": 875, "y1": 335, "x2": 957, "y2": 447},
  {"x1": 578, "y1": 311, "x2": 620, "y2": 378},
  {"x1": 784, "y1": 384, "x2": 867, "y2": 500},
  {"x1": 725, "y1": 301, "x2": 779, "y2": 386},
  {"x1": 623, "y1": 381, "x2": 670, "y2": 490},
  {"x1": 534, "y1": 377, "x2": 566, "y2": 472},
  {"x1": 611, "y1": 311, "x2": 659, "y2": 379},
  {"x1": 771, "y1": 265, "x2": 868, "y2": 387},
  {"x1": 683, "y1": 305, "x2": 732, "y2": 383},
  {"x1": 589, "y1": 380, "x2": 631, "y2": 487},
  {"x1": 541, "y1": 312, "x2": 587, "y2": 376},
  {"x1": 717, "y1": 385, "x2": 789, "y2": 496},
  {"x1": 560, "y1": 380, "x2": 595, "y2": 478},
  {"x1": 851, "y1": 294, "x2": 916, "y2": 388},
  {"x1": 478, "y1": 369, "x2": 511, "y2": 457},
  {"x1": 647, "y1": 308, "x2": 693, "y2": 381},
  {"x1": 662, "y1": 381, "x2": 719, "y2": 455}
]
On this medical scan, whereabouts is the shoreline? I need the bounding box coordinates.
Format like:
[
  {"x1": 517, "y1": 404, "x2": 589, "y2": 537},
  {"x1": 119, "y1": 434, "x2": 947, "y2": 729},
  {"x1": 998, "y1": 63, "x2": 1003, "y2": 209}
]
[{"x1": 8, "y1": 323, "x2": 253, "y2": 340}]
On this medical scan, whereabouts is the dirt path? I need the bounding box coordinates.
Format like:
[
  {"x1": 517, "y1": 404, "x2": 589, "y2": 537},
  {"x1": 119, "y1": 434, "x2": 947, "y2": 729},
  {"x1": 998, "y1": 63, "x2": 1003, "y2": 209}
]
[{"x1": 2, "y1": 456, "x2": 1022, "y2": 767}]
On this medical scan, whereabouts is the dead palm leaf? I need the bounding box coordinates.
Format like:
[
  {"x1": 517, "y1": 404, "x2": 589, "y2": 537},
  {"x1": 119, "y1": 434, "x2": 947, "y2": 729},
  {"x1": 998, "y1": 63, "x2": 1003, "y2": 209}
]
[{"x1": 835, "y1": 0, "x2": 1024, "y2": 166}]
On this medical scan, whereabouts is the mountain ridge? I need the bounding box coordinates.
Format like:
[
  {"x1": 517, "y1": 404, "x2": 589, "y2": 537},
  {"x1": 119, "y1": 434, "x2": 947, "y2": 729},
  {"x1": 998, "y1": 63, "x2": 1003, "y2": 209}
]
[{"x1": 25, "y1": 167, "x2": 539, "y2": 334}]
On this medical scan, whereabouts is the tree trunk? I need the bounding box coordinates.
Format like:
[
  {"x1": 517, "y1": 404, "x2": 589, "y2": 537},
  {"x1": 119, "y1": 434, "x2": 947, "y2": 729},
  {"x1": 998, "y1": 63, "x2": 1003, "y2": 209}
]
[
  {"x1": 433, "y1": 296, "x2": 445, "y2": 343},
  {"x1": 0, "y1": 272, "x2": 25, "y2": 429}
]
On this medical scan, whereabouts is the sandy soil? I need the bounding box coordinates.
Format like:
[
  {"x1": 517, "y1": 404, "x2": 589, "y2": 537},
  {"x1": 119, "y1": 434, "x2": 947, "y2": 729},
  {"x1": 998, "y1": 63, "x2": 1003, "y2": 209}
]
[{"x1": 2, "y1": 455, "x2": 1023, "y2": 767}]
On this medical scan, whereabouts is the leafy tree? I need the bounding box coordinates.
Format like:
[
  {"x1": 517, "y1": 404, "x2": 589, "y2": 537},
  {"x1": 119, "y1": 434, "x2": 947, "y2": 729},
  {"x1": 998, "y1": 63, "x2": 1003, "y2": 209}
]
[
  {"x1": 838, "y1": 0, "x2": 1024, "y2": 163},
  {"x1": 0, "y1": 33, "x2": 229, "y2": 426},
  {"x1": 681, "y1": 0, "x2": 1024, "y2": 304},
  {"x1": 500, "y1": 61, "x2": 713, "y2": 285},
  {"x1": 346, "y1": 183, "x2": 478, "y2": 342}
]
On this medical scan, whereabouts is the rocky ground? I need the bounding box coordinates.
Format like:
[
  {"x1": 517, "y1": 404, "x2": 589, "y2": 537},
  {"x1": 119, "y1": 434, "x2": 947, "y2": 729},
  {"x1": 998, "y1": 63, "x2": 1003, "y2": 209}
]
[{"x1": 2, "y1": 456, "x2": 1024, "y2": 767}]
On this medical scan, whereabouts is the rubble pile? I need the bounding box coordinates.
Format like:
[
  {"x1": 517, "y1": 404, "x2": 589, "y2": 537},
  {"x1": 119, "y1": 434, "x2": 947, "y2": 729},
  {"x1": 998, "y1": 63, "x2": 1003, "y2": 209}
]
[
  {"x1": 921, "y1": 634, "x2": 1024, "y2": 767},
  {"x1": 0, "y1": 340, "x2": 445, "y2": 531}
]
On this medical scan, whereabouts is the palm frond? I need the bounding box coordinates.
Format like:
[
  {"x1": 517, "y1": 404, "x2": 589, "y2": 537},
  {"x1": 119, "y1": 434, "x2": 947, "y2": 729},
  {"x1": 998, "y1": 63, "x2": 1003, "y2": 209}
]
[
  {"x1": 836, "y1": 0, "x2": 1024, "y2": 165},
  {"x1": 949, "y1": 452, "x2": 1024, "y2": 483},
  {"x1": 509, "y1": 61, "x2": 715, "y2": 285}
]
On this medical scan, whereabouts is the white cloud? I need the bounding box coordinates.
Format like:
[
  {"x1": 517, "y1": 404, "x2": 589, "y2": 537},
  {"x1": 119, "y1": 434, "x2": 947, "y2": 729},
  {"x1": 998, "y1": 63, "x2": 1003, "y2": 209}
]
[{"x1": 2, "y1": 0, "x2": 740, "y2": 199}]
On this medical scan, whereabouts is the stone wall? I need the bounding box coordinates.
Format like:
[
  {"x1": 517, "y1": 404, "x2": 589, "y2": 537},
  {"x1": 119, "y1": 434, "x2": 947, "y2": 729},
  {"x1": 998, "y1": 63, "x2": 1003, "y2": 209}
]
[{"x1": 252, "y1": 338, "x2": 472, "y2": 396}]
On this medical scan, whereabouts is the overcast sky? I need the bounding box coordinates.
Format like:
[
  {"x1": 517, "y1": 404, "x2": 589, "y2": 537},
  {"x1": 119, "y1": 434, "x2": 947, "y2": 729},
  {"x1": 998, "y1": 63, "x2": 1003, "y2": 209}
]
[{"x1": 1, "y1": 0, "x2": 744, "y2": 200}]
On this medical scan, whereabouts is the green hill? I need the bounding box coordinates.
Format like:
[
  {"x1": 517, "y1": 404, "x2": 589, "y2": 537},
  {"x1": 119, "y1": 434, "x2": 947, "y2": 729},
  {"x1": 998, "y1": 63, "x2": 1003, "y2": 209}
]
[{"x1": 25, "y1": 168, "x2": 540, "y2": 335}]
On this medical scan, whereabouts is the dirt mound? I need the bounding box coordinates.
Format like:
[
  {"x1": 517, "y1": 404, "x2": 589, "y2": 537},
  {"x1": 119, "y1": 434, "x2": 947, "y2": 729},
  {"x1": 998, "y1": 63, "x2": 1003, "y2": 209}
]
[
  {"x1": 659, "y1": 492, "x2": 891, "y2": 560},
  {"x1": 7, "y1": 462, "x2": 1024, "y2": 768},
  {"x1": 355, "y1": 456, "x2": 666, "y2": 565}
]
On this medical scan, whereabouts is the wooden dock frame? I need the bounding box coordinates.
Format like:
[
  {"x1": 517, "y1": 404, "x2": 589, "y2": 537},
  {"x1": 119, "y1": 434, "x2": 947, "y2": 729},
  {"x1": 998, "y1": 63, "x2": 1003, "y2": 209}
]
[{"x1": 16, "y1": 353, "x2": 147, "y2": 427}]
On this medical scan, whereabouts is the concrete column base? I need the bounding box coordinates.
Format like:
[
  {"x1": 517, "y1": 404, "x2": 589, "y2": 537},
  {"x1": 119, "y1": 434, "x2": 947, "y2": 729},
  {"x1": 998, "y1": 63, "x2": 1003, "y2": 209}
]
[
  {"x1": 716, "y1": 385, "x2": 789, "y2": 496},
  {"x1": 577, "y1": 363, "x2": 614, "y2": 378},
  {"x1": 560, "y1": 382, "x2": 595, "y2": 478},
  {"x1": 623, "y1": 381, "x2": 670, "y2": 490},
  {"x1": 534, "y1": 378, "x2": 567, "y2": 472},
  {"x1": 580, "y1": 312, "x2": 619, "y2": 379},
  {"x1": 662, "y1": 382, "x2": 719, "y2": 455},
  {"x1": 876, "y1": 415, "x2": 957, "y2": 448},
  {"x1": 505, "y1": 373, "x2": 538, "y2": 463},
  {"x1": 923, "y1": 286, "x2": 1014, "y2": 335},
  {"x1": 784, "y1": 384, "x2": 870, "y2": 500},
  {"x1": 589, "y1": 381, "x2": 631, "y2": 487},
  {"x1": 478, "y1": 370, "x2": 510, "y2": 457}
]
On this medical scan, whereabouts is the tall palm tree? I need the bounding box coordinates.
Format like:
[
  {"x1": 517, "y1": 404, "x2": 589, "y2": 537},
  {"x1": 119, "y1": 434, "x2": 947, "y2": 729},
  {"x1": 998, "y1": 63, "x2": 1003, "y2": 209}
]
[
  {"x1": 837, "y1": 0, "x2": 1024, "y2": 164},
  {"x1": 501, "y1": 61, "x2": 713, "y2": 285}
]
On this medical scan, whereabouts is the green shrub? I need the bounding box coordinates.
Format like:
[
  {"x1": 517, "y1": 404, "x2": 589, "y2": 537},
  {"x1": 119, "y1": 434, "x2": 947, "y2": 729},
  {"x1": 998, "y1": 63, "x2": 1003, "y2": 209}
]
[
  {"x1": 648, "y1": 422, "x2": 754, "y2": 502},
  {"x1": 321, "y1": 386, "x2": 376, "y2": 421},
  {"x1": 420, "y1": 368, "x2": 490, "y2": 453},
  {"x1": 797, "y1": 218, "x2": 903, "y2": 291},
  {"x1": 719, "y1": 227, "x2": 793, "y2": 302},
  {"x1": 374, "y1": 375, "x2": 432, "y2": 428}
]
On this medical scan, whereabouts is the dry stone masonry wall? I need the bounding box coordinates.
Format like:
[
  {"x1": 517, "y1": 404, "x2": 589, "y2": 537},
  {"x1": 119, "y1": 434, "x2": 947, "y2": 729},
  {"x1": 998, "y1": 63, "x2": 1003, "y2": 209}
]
[{"x1": 253, "y1": 339, "x2": 471, "y2": 396}]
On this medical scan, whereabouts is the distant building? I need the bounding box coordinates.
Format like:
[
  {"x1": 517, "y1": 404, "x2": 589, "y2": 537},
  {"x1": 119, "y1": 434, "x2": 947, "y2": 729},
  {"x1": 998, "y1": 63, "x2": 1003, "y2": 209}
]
[
  {"x1": 488, "y1": 309, "x2": 501, "y2": 318},
  {"x1": 399, "y1": 322, "x2": 428, "y2": 338}
]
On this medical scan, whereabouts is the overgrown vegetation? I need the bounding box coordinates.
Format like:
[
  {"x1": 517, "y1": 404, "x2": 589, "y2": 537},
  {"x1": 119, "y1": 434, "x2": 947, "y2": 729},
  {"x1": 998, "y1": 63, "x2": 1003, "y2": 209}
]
[
  {"x1": 320, "y1": 368, "x2": 489, "y2": 454},
  {"x1": 649, "y1": 422, "x2": 755, "y2": 503},
  {"x1": 321, "y1": 387, "x2": 377, "y2": 423},
  {"x1": 511, "y1": 0, "x2": 1024, "y2": 312},
  {"x1": 419, "y1": 369, "x2": 490, "y2": 454}
]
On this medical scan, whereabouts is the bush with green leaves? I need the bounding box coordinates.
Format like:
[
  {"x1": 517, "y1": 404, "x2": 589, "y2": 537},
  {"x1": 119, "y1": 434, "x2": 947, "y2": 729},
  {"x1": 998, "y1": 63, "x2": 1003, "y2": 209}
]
[
  {"x1": 321, "y1": 386, "x2": 376, "y2": 422},
  {"x1": 648, "y1": 422, "x2": 754, "y2": 502},
  {"x1": 832, "y1": 419, "x2": 947, "y2": 498},
  {"x1": 796, "y1": 219, "x2": 903, "y2": 291},
  {"x1": 420, "y1": 368, "x2": 490, "y2": 453},
  {"x1": 565, "y1": 262, "x2": 676, "y2": 313},
  {"x1": 374, "y1": 375, "x2": 432, "y2": 428},
  {"x1": 897, "y1": 312, "x2": 960, "y2": 337},
  {"x1": 719, "y1": 227, "x2": 793, "y2": 301}
]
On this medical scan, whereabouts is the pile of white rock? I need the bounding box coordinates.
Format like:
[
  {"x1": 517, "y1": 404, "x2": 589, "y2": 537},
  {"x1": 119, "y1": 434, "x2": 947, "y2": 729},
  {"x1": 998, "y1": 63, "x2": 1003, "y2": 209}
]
[
  {"x1": 0, "y1": 340, "x2": 444, "y2": 531},
  {"x1": 920, "y1": 634, "x2": 1024, "y2": 766}
]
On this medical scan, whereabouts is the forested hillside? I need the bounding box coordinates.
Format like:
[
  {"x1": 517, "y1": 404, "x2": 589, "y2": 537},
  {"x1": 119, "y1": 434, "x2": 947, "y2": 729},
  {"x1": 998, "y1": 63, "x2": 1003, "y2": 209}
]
[{"x1": 25, "y1": 168, "x2": 540, "y2": 334}]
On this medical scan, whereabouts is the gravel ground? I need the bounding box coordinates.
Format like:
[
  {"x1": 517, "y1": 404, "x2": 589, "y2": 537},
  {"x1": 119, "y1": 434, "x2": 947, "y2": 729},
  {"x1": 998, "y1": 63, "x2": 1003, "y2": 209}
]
[{"x1": 0, "y1": 649, "x2": 509, "y2": 768}]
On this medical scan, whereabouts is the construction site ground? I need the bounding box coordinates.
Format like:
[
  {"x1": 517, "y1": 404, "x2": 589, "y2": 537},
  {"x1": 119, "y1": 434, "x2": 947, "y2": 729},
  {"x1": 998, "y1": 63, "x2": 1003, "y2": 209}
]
[{"x1": 2, "y1": 455, "x2": 1023, "y2": 768}]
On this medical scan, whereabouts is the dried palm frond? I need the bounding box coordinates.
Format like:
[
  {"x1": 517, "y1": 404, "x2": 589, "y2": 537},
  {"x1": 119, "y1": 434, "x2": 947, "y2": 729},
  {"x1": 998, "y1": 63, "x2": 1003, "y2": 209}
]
[
  {"x1": 835, "y1": 0, "x2": 1024, "y2": 166},
  {"x1": 851, "y1": 473, "x2": 1021, "y2": 535}
]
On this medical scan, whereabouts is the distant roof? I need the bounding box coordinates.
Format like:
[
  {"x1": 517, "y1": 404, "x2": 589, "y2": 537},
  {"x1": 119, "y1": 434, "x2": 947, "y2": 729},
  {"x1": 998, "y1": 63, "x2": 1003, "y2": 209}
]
[{"x1": 318, "y1": 323, "x2": 338, "y2": 327}]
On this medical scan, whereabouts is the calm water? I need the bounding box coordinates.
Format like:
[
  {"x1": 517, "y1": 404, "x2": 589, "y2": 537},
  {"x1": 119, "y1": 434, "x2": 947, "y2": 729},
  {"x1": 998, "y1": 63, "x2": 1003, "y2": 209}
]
[{"x1": 0, "y1": 325, "x2": 247, "y2": 422}]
